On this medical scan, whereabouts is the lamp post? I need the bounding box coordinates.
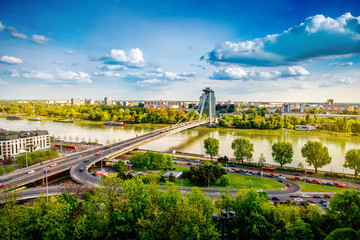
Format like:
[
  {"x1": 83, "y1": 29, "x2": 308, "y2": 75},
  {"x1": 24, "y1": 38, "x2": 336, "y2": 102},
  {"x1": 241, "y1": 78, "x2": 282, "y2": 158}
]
[{"x1": 212, "y1": 210, "x2": 235, "y2": 240}]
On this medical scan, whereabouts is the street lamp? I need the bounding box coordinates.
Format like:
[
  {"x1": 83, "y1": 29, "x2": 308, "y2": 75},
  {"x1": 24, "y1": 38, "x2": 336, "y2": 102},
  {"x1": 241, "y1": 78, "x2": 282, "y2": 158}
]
[{"x1": 212, "y1": 210, "x2": 235, "y2": 240}]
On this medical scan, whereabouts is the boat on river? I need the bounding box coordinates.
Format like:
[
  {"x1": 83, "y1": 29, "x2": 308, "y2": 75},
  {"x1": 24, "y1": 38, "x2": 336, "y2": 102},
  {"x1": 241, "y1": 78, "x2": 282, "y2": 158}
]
[
  {"x1": 6, "y1": 115, "x2": 23, "y2": 120},
  {"x1": 28, "y1": 117, "x2": 41, "y2": 121},
  {"x1": 103, "y1": 121, "x2": 126, "y2": 126}
]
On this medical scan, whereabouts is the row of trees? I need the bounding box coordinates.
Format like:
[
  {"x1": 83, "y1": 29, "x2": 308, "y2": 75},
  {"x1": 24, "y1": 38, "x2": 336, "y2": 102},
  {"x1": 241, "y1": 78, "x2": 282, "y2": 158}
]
[
  {"x1": 1, "y1": 177, "x2": 359, "y2": 240},
  {"x1": 129, "y1": 151, "x2": 174, "y2": 170},
  {"x1": 188, "y1": 162, "x2": 226, "y2": 186},
  {"x1": 15, "y1": 150, "x2": 59, "y2": 169},
  {"x1": 219, "y1": 112, "x2": 360, "y2": 134},
  {"x1": 0, "y1": 102, "x2": 200, "y2": 124},
  {"x1": 204, "y1": 136, "x2": 360, "y2": 175}
]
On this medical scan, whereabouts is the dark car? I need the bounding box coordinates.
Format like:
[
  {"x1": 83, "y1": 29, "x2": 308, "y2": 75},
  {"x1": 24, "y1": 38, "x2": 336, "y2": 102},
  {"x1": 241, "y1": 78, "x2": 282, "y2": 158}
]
[
  {"x1": 278, "y1": 179, "x2": 285, "y2": 183},
  {"x1": 320, "y1": 200, "x2": 328, "y2": 204},
  {"x1": 272, "y1": 197, "x2": 280, "y2": 201},
  {"x1": 187, "y1": 163, "x2": 192, "y2": 165},
  {"x1": 306, "y1": 179, "x2": 312, "y2": 183},
  {"x1": 229, "y1": 164, "x2": 236, "y2": 167},
  {"x1": 79, "y1": 168, "x2": 84, "y2": 172},
  {"x1": 3, "y1": 177, "x2": 12, "y2": 181},
  {"x1": 222, "y1": 164, "x2": 229, "y2": 167},
  {"x1": 313, "y1": 195, "x2": 322, "y2": 198},
  {"x1": 294, "y1": 177, "x2": 301, "y2": 180},
  {"x1": 84, "y1": 159, "x2": 89, "y2": 163},
  {"x1": 290, "y1": 194, "x2": 299, "y2": 198},
  {"x1": 324, "y1": 194, "x2": 332, "y2": 198},
  {"x1": 266, "y1": 174, "x2": 274, "y2": 177}
]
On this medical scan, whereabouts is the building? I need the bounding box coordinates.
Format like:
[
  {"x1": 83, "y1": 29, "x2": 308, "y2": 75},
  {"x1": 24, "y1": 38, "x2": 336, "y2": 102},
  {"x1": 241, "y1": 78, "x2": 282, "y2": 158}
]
[
  {"x1": 282, "y1": 104, "x2": 290, "y2": 112},
  {"x1": 85, "y1": 98, "x2": 95, "y2": 105},
  {"x1": 71, "y1": 98, "x2": 81, "y2": 106},
  {"x1": 104, "y1": 97, "x2": 112, "y2": 106},
  {"x1": 162, "y1": 171, "x2": 183, "y2": 179},
  {"x1": 0, "y1": 129, "x2": 50, "y2": 160},
  {"x1": 200, "y1": 87, "x2": 216, "y2": 116},
  {"x1": 294, "y1": 124, "x2": 315, "y2": 131}
]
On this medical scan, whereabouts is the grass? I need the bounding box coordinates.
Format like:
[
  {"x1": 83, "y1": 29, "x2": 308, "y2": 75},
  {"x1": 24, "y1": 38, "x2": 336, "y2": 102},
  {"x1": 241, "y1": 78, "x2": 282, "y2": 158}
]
[
  {"x1": 173, "y1": 173, "x2": 286, "y2": 190},
  {"x1": 299, "y1": 182, "x2": 348, "y2": 193}
]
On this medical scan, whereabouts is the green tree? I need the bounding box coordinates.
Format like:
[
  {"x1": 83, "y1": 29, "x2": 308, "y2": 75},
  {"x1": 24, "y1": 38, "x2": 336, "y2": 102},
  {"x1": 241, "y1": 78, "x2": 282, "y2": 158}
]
[
  {"x1": 4, "y1": 165, "x2": 15, "y2": 174},
  {"x1": 168, "y1": 173, "x2": 176, "y2": 183},
  {"x1": 271, "y1": 142, "x2": 294, "y2": 168},
  {"x1": 343, "y1": 149, "x2": 360, "y2": 178},
  {"x1": 231, "y1": 138, "x2": 254, "y2": 165},
  {"x1": 324, "y1": 228, "x2": 359, "y2": 240},
  {"x1": 220, "y1": 175, "x2": 230, "y2": 186},
  {"x1": 219, "y1": 119, "x2": 228, "y2": 127},
  {"x1": 113, "y1": 161, "x2": 127, "y2": 172},
  {"x1": 301, "y1": 140, "x2": 332, "y2": 173},
  {"x1": 203, "y1": 137, "x2": 219, "y2": 162}
]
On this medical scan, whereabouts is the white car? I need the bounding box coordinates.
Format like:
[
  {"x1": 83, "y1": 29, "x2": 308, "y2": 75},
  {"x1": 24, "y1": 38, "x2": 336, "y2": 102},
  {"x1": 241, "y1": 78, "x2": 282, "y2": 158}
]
[
  {"x1": 245, "y1": 172, "x2": 252, "y2": 176},
  {"x1": 50, "y1": 163, "x2": 57, "y2": 167},
  {"x1": 294, "y1": 198, "x2": 303, "y2": 202},
  {"x1": 301, "y1": 194, "x2": 309, "y2": 198},
  {"x1": 278, "y1": 175, "x2": 286, "y2": 180},
  {"x1": 28, "y1": 170, "x2": 35, "y2": 174},
  {"x1": 227, "y1": 169, "x2": 234, "y2": 173}
]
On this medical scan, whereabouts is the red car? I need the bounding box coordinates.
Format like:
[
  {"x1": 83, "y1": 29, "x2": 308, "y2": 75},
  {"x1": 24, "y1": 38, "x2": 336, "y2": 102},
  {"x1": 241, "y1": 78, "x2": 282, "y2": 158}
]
[
  {"x1": 337, "y1": 184, "x2": 345, "y2": 188},
  {"x1": 307, "y1": 199, "x2": 316, "y2": 204},
  {"x1": 201, "y1": 162, "x2": 205, "y2": 164},
  {"x1": 95, "y1": 153, "x2": 101, "y2": 156},
  {"x1": 286, "y1": 183, "x2": 292, "y2": 187},
  {"x1": 324, "y1": 194, "x2": 332, "y2": 198},
  {"x1": 291, "y1": 177, "x2": 298, "y2": 181},
  {"x1": 249, "y1": 167, "x2": 254, "y2": 169},
  {"x1": 0, "y1": 184, "x2": 5, "y2": 188}
]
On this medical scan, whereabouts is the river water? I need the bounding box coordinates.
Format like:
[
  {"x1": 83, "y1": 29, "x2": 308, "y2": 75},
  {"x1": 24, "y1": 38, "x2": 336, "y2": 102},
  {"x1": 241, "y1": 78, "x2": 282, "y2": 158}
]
[{"x1": 1, "y1": 118, "x2": 359, "y2": 174}]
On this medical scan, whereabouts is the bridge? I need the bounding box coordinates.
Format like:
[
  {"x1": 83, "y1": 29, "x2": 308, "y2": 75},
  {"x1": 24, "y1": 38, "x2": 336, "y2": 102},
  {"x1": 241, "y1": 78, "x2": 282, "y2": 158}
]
[{"x1": 0, "y1": 118, "x2": 210, "y2": 189}]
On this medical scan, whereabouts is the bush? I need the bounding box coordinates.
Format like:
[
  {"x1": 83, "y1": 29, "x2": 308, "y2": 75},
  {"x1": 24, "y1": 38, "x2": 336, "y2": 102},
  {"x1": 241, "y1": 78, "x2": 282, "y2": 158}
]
[
  {"x1": 142, "y1": 174, "x2": 159, "y2": 184},
  {"x1": 168, "y1": 173, "x2": 176, "y2": 183},
  {"x1": 220, "y1": 175, "x2": 230, "y2": 186},
  {"x1": 113, "y1": 161, "x2": 127, "y2": 172},
  {"x1": 324, "y1": 228, "x2": 359, "y2": 240}
]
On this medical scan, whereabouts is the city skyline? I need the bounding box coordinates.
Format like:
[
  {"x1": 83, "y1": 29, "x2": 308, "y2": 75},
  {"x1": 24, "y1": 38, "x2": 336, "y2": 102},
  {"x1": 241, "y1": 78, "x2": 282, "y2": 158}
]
[{"x1": 0, "y1": 0, "x2": 360, "y2": 102}]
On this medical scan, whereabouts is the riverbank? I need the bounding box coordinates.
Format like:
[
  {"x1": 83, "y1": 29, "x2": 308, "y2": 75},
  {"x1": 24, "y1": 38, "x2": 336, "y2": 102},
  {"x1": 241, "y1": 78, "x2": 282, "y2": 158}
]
[{"x1": 194, "y1": 125, "x2": 357, "y2": 138}]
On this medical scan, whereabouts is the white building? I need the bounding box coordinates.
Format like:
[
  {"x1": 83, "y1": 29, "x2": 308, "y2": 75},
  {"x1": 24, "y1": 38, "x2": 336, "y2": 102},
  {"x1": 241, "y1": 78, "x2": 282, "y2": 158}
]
[
  {"x1": 294, "y1": 124, "x2": 315, "y2": 131},
  {"x1": 104, "y1": 97, "x2": 112, "y2": 105},
  {"x1": 0, "y1": 130, "x2": 50, "y2": 160},
  {"x1": 71, "y1": 98, "x2": 81, "y2": 106}
]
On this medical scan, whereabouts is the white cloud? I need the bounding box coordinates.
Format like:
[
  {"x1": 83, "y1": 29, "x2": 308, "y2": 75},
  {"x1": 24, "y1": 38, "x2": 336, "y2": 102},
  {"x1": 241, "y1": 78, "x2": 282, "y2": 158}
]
[
  {"x1": 22, "y1": 70, "x2": 54, "y2": 80},
  {"x1": 57, "y1": 70, "x2": 92, "y2": 83},
  {"x1": 0, "y1": 78, "x2": 8, "y2": 85},
  {"x1": 53, "y1": 60, "x2": 64, "y2": 65},
  {"x1": 282, "y1": 66, "x2": 310, "y2": 77},
  {"x1": 100, "y1": 48, "x2": 146, "y2": 68},
  {"x1": 211, "y1": 66, "x2": 308, "y2": 80},
  {"x1": 9, "y1": 70, "x2": 20, "y2": 77},
  {"x1": 31, "y1": 34, "x2": 49, "y2": 44},
  {"x1": 0, "y1": 55, "x2": 23, "y2": 65},
  {"x1": 65, "y1": 49, "x2": 74, "y2": 55},
  {"x1": 203, "y1": 13, "x2": 360, "y2": 66},
  {"x1": 94, "y1": 71, "x2": 121, "y2": 77},
  {"x1": 6, "y1": 26, "x2": 27, "y2": 39},
  {"x1": 329, "y1": 62, "x2": 354, "y2": 67},
  {"x1": 137, "y1": 79, "x2": 162, "y2": 85},
  {"x1": 0, "y1": 22, "x2": 5, "y2": 32}
]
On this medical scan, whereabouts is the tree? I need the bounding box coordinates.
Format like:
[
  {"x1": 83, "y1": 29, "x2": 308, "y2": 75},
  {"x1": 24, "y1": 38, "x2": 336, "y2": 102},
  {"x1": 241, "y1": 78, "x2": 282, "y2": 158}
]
[
  {"x1": 203, "y1": 137, "x2": 219, "y2": 162},
  {"x1": 231, "y1": 138, "x2": 254, "y2": 165},
  {"x1": 220, "y1": 175, "x2": 230, "y2": 186},
  {"x1": 301, "y1": 140, "x2": 332, "y2": 173},
  {"x1": 113, "y1": 161, "x2": 127, "y2": 172},
  {"x1": 343, "y1": 149, "x2": 360, "y2": 178},
  {"x1": 258, "y1": 153, "x2": 266, "y2": 166},
  {"x1": 324, "y1": 228, "x2": 359, "y2": 240},
  {"x1": 4, "y1": 165, "x2": 15, "y2": 174},
  {"x1": 271, "y1": 142, "x2": 294, "y2": 168},
  {"x1": 168, "y1": 173, "x2": 176, "y2": 183},
  {"x1": 219, "y1": 119, "x2": 228, "y2": 127}
]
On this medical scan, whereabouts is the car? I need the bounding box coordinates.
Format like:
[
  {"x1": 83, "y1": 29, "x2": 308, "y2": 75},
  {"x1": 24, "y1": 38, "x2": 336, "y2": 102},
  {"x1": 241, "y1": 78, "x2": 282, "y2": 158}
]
[
  {"x1": 185, "y1": 158, "x2": 189, "y2": 161},
  {"x1": 291, "y1": 177, "x2": 298, "y2": 181},
  {"x1": 105, "y1": 146, "x2": 110, "y2": 149},
  {"x1": 257, "y1": 172, "x2": 264, "y2": 176},
  {"x1": 278, "y1": 179, "x2": 285, "y2": 183},
  {"x1": 229, "y1": 164, "x2": 236, "y2": 167},
  {"x1": 3, "y1": 177, "x2": 11, "y2": 182},
  {"x1": 313, "y1": 195, "x2": 322, "y2": 198},
  {"x1": 320, "y1": 200, "x2": 328, "y2": 204},
  {"x1": 307, "y1": 199, "x2": 316, "y2": 204},
  {"x1": 173, "y1": 161, "x2": 178, "y2": 164},
  {"x1": 294, "y1": 177, "x2": 301, "y2": 180},
  {"x1": 43, "y1": 169, "x2": 50, "y2": 173},
  {"x1": 79, "y1": 168, "x2": 84, "y2": 172},
  {"x1": 266, "y1": 174, "x2": 273, "y2": 177},
  {"x1": 301, "y1": 194, "x2": 309, "y2": 198},
  {"x1": 227, "y1": 169, "x2": 234, "y2": 173},
  {"x1": 294, "y1": 198, "x2": 303, "y2": 202},
  {"x1": 325, "y1": 182, "x2": 334, "y2": 187},
  {"x1": 334, "y1": 182, "x2": 339, "y2": 186},
  {"x1": 127, "y1": 143, "x2": 130, "y2": 146},
  {"x1": 173, "y1": 157, "x2": 177, "y2": 160},
  {"x1": 245, "y1": 172, "x2": 252, "y2": 176},
  {"x1": 50, "y1": 163, "x2": 57, "y2": 167},
  {"x1": 337, "y1": 184, "x2": 345, "y2": 188},
  {"x1": 308, "y1": 203, "x2": 316, "y2": 206},
  {"x1": 195, "y1": 160, "x2": 200, "y2": 162},
  {"x1": 322, "y1": 202, "x2": 328, "y2": 207},
  {"x1": 305, "y1": 179, "x2": 312, "y2": 183},
  {"x1": 278, "y1": 175, "x2": 286, "y2": 180},
  {"x1": 249, "y1": 167, "x2": 254, "y2": 169},
  {"x1": 324, "y1": 194, "x2": 332, "y2": 198},
  {"x1": 222, "y1": 164, "x2": 229, "y2": 167},
  {"x1": 28, "y1": 170, "x2": 35, "y2": 174},
  {"x1": 84, "y1": 159, "x2": 89, "y2": 163},
  {"x1": 272, "y1": 197, "x2": 280, "y2": 201},
  {"x1": 95, "y1": 153, "x2": 101, "y2": 156},
  {"x1": 257, "y1": 189, "x2": 263, "y2": 193},
  {"x1": 290, "y1": 194, "x2": 299, "y2": 198},
  {"x1": 0, "y1": 184, "x2": 5, "y2": 188},
  {"x1": 286, "y1": 183, "x2": 292, "y2": 187},
  {"x1": 187, "y1": 163, "x2": 192, "y2": 165}
]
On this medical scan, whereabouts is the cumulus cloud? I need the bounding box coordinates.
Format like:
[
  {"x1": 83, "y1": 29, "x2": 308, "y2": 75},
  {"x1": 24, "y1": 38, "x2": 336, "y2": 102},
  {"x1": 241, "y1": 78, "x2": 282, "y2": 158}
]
[
  {"x1": 211, "y1": 66, "x2": 309, "y2": 80},
  {"x1": 0, "y1": 55, "x2": 23, "y2": 65},
  {"x1": 22, "y1": 70, "x2": 54, "y2": 80},
  {"x1": 137, "y1": 79, "x2": 162, "y2": 85},
  {"x1": 126, "y1": 69, "x2": 195, "y2": 82},
  {"x1": 329, "y1": 62, "x2": 354, "y2": 67},
  {"x1": 98, "y1": 48, "x2": 146, "y2": 68},
  {"x1": 94, "y1": 71, "x2": 121, "y2": 77},
  {"x1": 31, "y1": 34, "x2": 49, "y2": 44},
  {"x1": 57, "y1": 70, "x2": 92, "y2": 83},
  {"x1": 203, "y1": 13, "x2": 360, "y2": 66},
  {"x1": 6, "y1": 26, "x2": 27, "y2": 39},
  {"x1": 0, "y1": 78, "x2": 8, "y2": 85}
]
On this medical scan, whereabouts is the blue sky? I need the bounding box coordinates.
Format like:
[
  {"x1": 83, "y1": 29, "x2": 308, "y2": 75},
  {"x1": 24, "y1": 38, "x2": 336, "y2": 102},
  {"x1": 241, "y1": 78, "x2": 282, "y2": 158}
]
[{"x1": 1, "y1": 0, "x2": 360, "y2": 102}]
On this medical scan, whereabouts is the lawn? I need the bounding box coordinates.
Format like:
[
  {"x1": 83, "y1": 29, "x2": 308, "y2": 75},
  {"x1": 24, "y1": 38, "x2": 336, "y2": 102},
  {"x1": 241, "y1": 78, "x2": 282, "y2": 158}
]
[
  {"x1": 299, "y1": 182, "x2": 348, "y2": 193},
  {"x1": 173, "y1": 173, "x2": 286, "y2": 190}
]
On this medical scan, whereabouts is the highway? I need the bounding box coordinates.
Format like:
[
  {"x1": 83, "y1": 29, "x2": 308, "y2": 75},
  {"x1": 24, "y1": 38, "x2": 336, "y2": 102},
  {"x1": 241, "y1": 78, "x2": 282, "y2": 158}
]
[{"x1": 0, "y1": 119, "x2": 209, "y2": 189}]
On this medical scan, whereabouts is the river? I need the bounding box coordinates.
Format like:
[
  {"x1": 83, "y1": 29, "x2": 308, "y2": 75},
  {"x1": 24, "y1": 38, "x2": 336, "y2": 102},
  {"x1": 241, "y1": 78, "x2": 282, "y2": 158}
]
[{"x1": 1, "y1": 118, "x2": 359, "y2": 174}]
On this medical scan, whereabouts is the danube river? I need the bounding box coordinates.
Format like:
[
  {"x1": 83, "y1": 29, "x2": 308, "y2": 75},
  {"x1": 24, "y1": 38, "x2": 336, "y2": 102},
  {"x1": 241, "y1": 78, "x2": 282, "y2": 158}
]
[{"x1": 1, "y1": 118, "x2": 359, "y2": 174}]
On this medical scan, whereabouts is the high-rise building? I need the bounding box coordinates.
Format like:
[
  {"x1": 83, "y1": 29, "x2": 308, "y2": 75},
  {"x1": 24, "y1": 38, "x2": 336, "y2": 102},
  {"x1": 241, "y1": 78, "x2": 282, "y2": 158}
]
[
  {"x1": 199, "y1": 87, "x2": 216, "y2": 116},
  {"x1": 71, "y1": 98, "x2": 80, "y2": 106},
  {"x1": 104, "y1": 97, "x2": 112, "y2": 105}
]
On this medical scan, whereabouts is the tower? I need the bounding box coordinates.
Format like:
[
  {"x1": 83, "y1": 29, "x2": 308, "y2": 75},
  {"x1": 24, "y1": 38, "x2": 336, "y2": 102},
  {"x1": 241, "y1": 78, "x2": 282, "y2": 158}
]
[{"x1": 198, "y1": 87, "x2": 216, "y2": 126}]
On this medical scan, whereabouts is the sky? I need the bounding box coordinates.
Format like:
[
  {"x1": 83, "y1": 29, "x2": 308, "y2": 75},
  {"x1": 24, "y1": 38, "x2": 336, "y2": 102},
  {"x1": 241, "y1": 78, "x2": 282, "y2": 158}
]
[{"x1": 0, "y1": 0, "x2": 360, "y2": 102}]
